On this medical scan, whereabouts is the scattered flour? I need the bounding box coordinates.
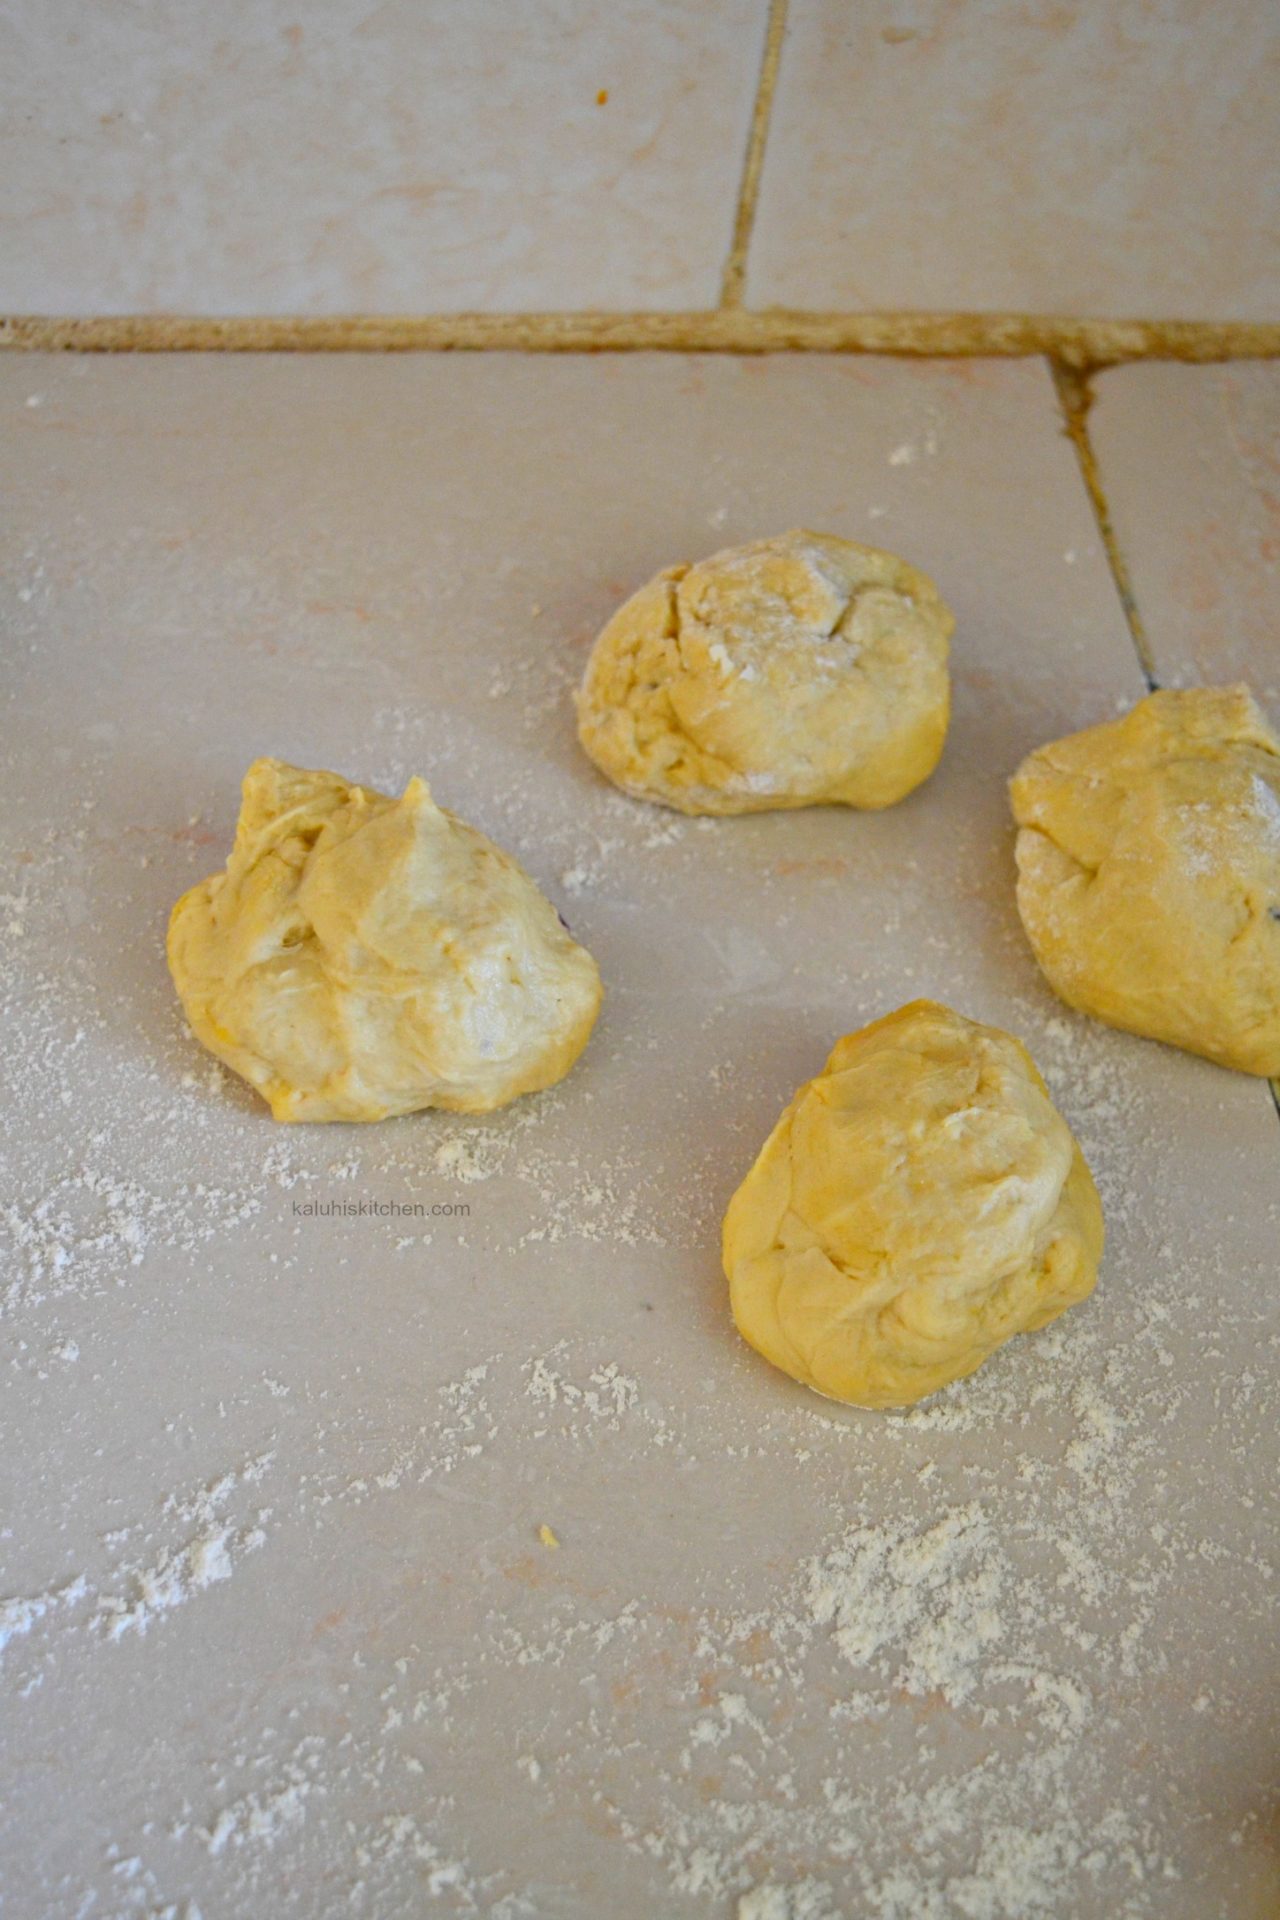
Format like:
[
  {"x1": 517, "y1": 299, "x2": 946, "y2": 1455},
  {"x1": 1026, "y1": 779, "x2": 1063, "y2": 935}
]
[
  {"x1": 2, "y1": 501, "x2": 1276, "y2": 1918},
  {"x1": 805, "y1": 1500, "x2": 1007, "y2": 1705}
]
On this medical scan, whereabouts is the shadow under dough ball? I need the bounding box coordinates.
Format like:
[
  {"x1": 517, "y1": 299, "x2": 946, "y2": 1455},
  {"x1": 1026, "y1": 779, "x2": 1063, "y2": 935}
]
[{"x1": 576, "y1": 528, "x2": 953, "y2": 815}]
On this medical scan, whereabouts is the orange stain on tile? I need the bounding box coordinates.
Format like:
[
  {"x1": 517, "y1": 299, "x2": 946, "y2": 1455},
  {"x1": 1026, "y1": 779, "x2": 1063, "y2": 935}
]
[
  {"x1": 610, "y1": 1674, "x2": 640, "y2": 1709},
  {"x1": 502, "y1": 1553, "x2": 549, "y2": 1588},
  {"x1": 1173, "y1": 522, "x2": 1228, "y2": 621},
  {"x1": 306, "y1": 599, "x2": 372, "y2": 621},
  {"x1": 737, "y1": 1628, "x2": 778, "y2": 1670}
]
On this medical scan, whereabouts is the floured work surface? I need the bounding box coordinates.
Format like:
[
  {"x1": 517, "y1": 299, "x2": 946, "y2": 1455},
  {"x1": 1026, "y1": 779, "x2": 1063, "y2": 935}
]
[{"x1": 2, "y1": 354, "x2": 1276, "y2": 1919}]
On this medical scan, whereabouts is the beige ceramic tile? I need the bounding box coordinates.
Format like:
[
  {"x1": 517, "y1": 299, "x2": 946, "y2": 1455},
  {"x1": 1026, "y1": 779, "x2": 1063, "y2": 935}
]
[
  {"x1": 1, "y1": 353, "x2": 1277, "y2": 1919},
  {"x1": 1091, "y1": 361, "x2": 1280, "y2": 700},
  {"x1": 749, "y1": 0, "x2": 1280, "y2": 319},
  {"x1": 0, "y1": 0, "x2": 765, "y2": 314}
]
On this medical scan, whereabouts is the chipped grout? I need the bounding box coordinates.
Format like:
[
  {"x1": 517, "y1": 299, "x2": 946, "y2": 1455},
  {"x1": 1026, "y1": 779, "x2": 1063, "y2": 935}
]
[
  {"x1": 1050, "y1": 359, "x2": 1158, "y2": 691},
  {"x1": 3, "y1": 310, "x2": 1280, "y2": 361},
  {"x1": 720, "y1": 0, "x2": 790, "y2": 310}
]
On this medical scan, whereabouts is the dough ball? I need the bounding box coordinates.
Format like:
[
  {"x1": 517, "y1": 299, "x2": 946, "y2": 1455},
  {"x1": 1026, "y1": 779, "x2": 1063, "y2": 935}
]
[
  {"x1": 1011, "y1": 685, "x2": 1280, "y2": 1076},
  {"x1": 575, "y1": 529, "x2": 953, "y2": 815},
  {"x1": 722, "y1": 1000, "x2": 1103, "y2": 1409},
  {"x1": 168, "y1": 758, "x2": 602, "y2": 1122}
]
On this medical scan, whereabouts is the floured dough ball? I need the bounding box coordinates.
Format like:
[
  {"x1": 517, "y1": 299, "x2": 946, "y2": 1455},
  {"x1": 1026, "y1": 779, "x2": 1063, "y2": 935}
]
[
  {"x1": 168, "y1": 758, "x2": 602, "y2": 1122},
  {"x1": 723, "y1": 1001, "x2": 1103, "y2": 1409},
  {"x1": 575, "y1": 529, "x2": 953, "y2": 815},
  {"x1": 1011, "y1": 685, "x2": 1280, "y2": 1076}
]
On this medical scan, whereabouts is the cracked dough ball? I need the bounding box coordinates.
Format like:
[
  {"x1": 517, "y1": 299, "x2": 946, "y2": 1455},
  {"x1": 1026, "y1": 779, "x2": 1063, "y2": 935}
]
[
  {"x1": 1011, "y1": 685, "x2": 1280, "y2": 1076},
  {"x1": 723, "y1": 1001, "x2": 1103, "y2": 1409},
  {"x1": 575, "y1": 529, "x2": 953, "y2": 815},
  {"x1": 168, "y1": 758, "x2": 602, "y2": 1122}
]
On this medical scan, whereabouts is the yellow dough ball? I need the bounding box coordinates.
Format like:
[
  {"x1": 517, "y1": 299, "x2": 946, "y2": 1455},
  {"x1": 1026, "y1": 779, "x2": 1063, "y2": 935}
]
[
  {"x1": 575, "y1": 529, "x2": 953, "y2": 815},
  {"x1": 168, "y1": 758, "x2": 602, "y2": 1122},
  {"x1": 1011, "y1": 685, "x2": 1280, "y2": 1076},
  {"x1": 722, "y1": 1001, "x2": 1103, "y2": 1410}
]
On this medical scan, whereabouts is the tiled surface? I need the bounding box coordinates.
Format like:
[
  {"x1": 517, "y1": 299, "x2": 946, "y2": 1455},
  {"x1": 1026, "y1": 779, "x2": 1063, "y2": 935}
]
[
  {"x1": 2, "y1": 353, "x2": 1278, "y2": 1918},
  {"x1": 0, "y1": 0, "x2": 765, "y2": 314},
  {"x1": 5, "y1": 0, "x2": 1280, "y2": 321},
  {"x1": 749, "y1": 0, "x2": 1280, "y2": 320},
  {"x1": 1091, "y1": 361, "x2": 1280, "y2": 698}
]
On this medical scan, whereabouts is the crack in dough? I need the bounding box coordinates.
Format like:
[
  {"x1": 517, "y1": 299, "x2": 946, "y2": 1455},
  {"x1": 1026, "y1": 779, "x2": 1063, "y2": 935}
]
[{"x1": 576, "y1": 530, "x2": 953, "y2": 815}]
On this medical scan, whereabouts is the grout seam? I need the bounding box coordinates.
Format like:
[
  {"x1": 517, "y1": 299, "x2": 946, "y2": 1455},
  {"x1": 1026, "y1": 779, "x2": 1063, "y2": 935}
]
[
  {"x1": 1050, "y1": 358, "x2": 1158, "y2": 691},
  {"x1": 720, "y1": 0, "x2": 790, "y2": 309},
  {"x1": 3, "y1": 310, "x2": 1280, "y2": 362}
]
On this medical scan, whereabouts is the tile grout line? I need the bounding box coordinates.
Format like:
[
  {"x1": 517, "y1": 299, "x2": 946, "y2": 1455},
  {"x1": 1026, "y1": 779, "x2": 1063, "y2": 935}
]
[
  {"x1": 1049, "y1": 358, "x2": 1158, "y2": 691},
  {"x1": 720, "y1": 0, "x2": 790, "y2": 309},
  {"x1": 3, "y1": 311, "x2": 1280, "y2": 361}
]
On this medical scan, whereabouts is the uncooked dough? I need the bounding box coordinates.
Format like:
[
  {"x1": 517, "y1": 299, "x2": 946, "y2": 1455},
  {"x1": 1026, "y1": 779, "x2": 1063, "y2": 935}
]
[
  {"x1": 1011, "y1": 684, "x2": 1280, "y2": 1076},
  {"x1": 168, "y1": 758, "x2": 602, "y2": 1122},
  {"x1": 575, "y1": 529, "x2": 953, "y2": 815},
  {"x1": 722, "y1": 1000, "x2": 1103, "y2": 1409}
]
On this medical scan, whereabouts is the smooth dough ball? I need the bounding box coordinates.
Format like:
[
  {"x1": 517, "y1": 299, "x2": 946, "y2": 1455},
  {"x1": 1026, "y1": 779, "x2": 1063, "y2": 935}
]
[
  {"x1": 575, "y1": 529, "x2": 953, "y2": 815},
  {"x1": 168, "y1": 758, "x2": 602, "y2": 1122},
  {"x1": 1011, "y1": 685, "x2": 1280, "y2": 1076},
  {"x1": 722, "y1": 1001, "x2": 1103, "y2": 1410}
]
